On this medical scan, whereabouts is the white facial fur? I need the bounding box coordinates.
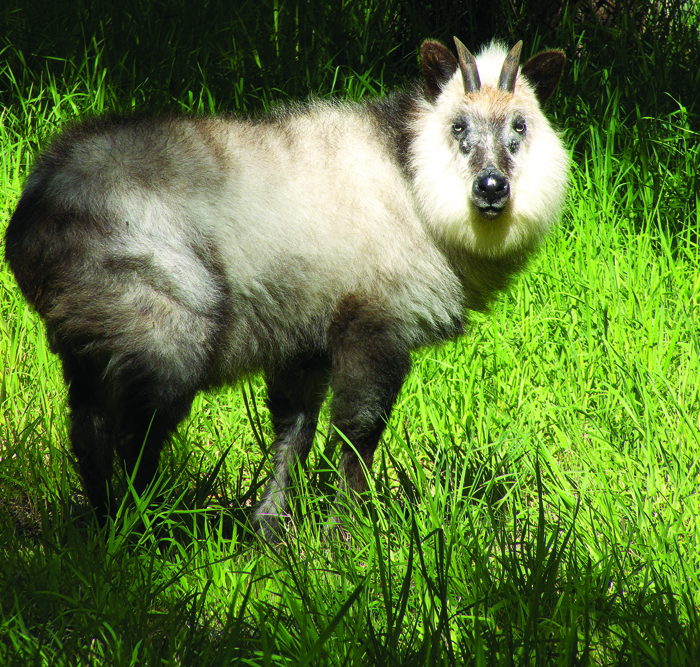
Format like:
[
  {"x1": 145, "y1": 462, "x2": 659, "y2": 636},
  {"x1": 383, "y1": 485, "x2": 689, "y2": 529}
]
[{"x1": 410, "y1": 42, "x2": 569, "y2": 259}]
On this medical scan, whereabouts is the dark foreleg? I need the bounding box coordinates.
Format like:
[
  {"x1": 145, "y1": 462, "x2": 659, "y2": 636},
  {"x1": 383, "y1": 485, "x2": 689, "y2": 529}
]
[
  {"x1": 254, "y1": 355, "x2": 331, "y2": 541},
  {"x1": 327, "y1": 296, "x2": 411, "y2": 500}
]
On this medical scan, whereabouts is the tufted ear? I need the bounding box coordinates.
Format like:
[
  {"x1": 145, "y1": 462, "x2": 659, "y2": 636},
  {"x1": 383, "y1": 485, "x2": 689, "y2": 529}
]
[
  {"x1": 420, "y1": 40, "x2": 458, "y2": 101},
  {"x1": 520, "y1": 50, "x2": 566, "y2": 105}
]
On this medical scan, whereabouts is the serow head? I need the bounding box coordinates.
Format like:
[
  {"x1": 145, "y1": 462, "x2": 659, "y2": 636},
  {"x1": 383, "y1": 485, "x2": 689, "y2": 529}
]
[{"x1": 419, "y1": 36, "x2": 567, "y2": 242}]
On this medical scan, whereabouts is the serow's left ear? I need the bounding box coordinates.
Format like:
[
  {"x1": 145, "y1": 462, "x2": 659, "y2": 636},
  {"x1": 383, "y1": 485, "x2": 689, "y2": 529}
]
[{"x1": 520, "y1": 51, "x2": 566, "y2": 106}]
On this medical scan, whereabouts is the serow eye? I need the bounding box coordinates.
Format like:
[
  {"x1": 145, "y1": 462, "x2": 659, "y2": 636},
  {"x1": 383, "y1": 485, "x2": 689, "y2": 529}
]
[{"x1": 513, "y1": 118, "x2": 526, "y2": 134}]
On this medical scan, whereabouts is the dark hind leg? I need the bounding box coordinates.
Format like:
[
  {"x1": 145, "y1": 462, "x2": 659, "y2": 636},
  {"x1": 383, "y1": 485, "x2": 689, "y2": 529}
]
[
  {"x1": 114, "y1": 384, "x2": 196, "y2": 509},
  {"x1": 64, "y1": 352, "x2": 197, "y2": 526},
  {"x1": 254, "y1": 354, "x2": 331, "y2": 542},
  {"x1": 64, "y1": 354, "x2": 117, "y2": 525},
  {"x1": 327, "y1": 296, "x2": 411, "y2": 502}
]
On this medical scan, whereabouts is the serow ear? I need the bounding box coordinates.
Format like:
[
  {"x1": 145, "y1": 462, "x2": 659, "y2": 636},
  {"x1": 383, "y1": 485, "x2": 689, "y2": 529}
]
[
  {"x1": 420, "y1": 40, "x2": 458, "y2": 101},
  {"x1": 520, "y1": 50, "x2": 566, "y2": 106}
]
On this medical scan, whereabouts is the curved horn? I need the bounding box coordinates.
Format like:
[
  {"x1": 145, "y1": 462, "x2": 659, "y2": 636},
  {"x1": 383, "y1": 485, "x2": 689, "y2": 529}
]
[
  {"x1": 498, "y1": 41, "x2": 523, "y2": 93},
  {"x1": 453, "y1": 37, "x2": 480, "y2": 93}
]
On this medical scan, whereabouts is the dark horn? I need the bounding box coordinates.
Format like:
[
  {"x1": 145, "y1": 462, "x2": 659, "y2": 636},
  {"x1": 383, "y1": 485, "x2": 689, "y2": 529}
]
[
  {"x1": 498, "y1": 41, "x2": 523, "y2": 93},
  {"x1": 453, "y1": 37, "x2": 480, "y2": 93}
]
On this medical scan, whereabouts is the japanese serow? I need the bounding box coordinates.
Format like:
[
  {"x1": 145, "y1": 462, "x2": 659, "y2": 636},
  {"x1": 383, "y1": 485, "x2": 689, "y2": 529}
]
[{"x1": 5, "y1": 38, "x2": 569, "y2": 541}]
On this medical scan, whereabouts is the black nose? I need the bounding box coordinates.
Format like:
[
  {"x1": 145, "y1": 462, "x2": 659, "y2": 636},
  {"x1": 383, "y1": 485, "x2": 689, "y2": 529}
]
[{"x1": 473, "y1": 169, "x2": 509, "y2": 203}]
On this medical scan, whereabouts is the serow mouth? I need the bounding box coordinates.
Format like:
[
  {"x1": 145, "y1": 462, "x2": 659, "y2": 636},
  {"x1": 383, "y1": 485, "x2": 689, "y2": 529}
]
[
  {"x1": 475, "y1": 202, "x2": 507, "y2": 219},
  {"x1": 472, "y1": 169, "x2": 510, "y2": 219}
]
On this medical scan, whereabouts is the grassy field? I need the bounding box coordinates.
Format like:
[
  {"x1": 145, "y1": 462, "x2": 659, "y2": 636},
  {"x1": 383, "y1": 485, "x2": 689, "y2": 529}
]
[{"x1": 1, "y1": 1, "x2": 699, "y2": 665}]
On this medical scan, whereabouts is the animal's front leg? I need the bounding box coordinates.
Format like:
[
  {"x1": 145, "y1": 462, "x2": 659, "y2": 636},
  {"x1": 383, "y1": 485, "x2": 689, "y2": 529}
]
[
  {"x1": 328, "y1": 295, "x2": 412, "y2": 500},
  {"x1": 254, "y1": 355, "x2": 330, "y2": 542}
]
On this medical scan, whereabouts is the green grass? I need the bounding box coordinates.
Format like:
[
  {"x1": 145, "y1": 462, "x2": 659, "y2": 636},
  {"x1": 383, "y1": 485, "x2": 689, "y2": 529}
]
[{"x1": 1, "y1": 1, "x2": 700, "y2": 665}]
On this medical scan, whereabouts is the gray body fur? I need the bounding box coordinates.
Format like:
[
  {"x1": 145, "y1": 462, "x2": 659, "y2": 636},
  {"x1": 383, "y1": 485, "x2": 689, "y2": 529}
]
[{"x1": 5, "y1": 39, "x2": 569, "y2": 540}]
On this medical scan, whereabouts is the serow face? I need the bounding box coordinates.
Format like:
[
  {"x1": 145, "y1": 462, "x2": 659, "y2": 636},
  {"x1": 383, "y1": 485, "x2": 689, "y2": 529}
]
[{"x1": 451, "y1": 111, "x2": 527, "y2": 219}]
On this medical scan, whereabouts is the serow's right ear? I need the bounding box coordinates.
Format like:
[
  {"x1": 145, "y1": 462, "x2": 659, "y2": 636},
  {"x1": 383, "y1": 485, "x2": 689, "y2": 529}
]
[{"x1": 421, "y1": 40, "x2": 458, "y2": 101}]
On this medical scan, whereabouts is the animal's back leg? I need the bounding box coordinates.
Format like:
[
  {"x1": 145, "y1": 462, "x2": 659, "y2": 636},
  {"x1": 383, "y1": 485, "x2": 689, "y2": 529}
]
[
  {"x1": 62, "y1": 341, "x2": 205, "y2": 524},
  {"x1": 114, "y1": 381, "x2": 197, "y2": 506},
  {"x1": 63, "y1": 353, "x2": 117, "y2": 525}
]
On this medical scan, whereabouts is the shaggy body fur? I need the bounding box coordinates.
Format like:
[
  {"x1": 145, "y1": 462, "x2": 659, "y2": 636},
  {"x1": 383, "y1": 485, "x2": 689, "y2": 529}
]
[{"x1": 5, "y1": 39, "x2": 569, "y2": 540}]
